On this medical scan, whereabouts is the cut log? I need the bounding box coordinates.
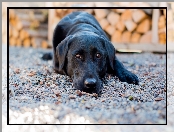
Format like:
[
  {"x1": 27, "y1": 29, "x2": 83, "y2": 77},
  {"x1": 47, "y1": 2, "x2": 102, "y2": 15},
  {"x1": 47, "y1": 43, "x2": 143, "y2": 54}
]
[
  {"x1": 31, "y1": 38, "x2": 37, "y2": 48},
  {"x1": 30, "y1": 20, "x2": 40, "y2": 29},
  {"x1": 10, "y1": 19, "x2": 17, "y2": 27},
  {"x1": 16, "y1": 38, "x2": 22, "y2": 47},
  {"x1": 9, "y1": 37, "x2": 16, "y2": 46},
  {"x1": 12, "y1": 28, "x2": 19, "y2": 38},
  {"x1": 94, "y1": 9, "x2": 109, "y2": 20},
  {"x1": 159, "y1": 40, "x2": 166, "y2": 44},
  {"x1": 105, "y1": 25, "x2": 115, "y2": 36},
  {"x1": 121, "y1": 31, "x2": 131, "y2": 43},
  {"x1": 121, "y1": 9, "x2": 132, "y2": 21},
  {"x1": 159, "y1": 33, "x2": 166, "y2": 40},
  {"x1": 130, "y1": 32, "x2": 141, "y2": 43},
  {"x1": 19, "y1": 30, "x2": 29, "y2": 40},
  {"x1": 124, "y1": 20, "x2": 137, "y2": 32},
  {"x1": 132, "y1": 9, "x2": 147, "y2": 23},
  {"x1": 23, "y1": 38, "x2": 31, "y2": 47},
  {"x1": 158, "y1": 15, "x2": 166, "y2": 29},
  {"x1": 99, "y1": 18, "x2": 109, "y2": 30},
  {"x1": 136, "y1": 18, "x2": 151, "y2": 34},
  {"x1": 139, "y1": 31, "x2": 152, "y2": 43},
  {"x1": 41, "y1": 40, "x2": 48, "y2": 49},
  {"x1": 111, "y1": 30, "x2": 122, "y2": 43},
  {"x1": 16, "y1": 21, "x2": 23, "y2": 31},
  {"x1": 9, "y1": 9, "x2": 15, "y2": 20},
  {"x1": 107, "y1": 11, "x2": 120, "y2": 26},
  {"x1": 116, "y1": 20, "x2": 125, "y2": 32}
]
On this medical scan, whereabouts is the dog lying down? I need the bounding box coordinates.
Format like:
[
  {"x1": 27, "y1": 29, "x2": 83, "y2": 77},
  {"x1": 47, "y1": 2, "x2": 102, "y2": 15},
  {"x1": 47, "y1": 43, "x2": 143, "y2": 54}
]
[{"x1": 43, "y1": 11, "x2": 139, "y2": 94}]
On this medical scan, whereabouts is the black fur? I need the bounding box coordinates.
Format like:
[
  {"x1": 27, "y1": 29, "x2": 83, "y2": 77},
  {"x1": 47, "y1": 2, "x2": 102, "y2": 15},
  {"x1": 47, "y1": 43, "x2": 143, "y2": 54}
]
[{"x1": 50, "y1": 11, "x2": 139, "y2": 94}]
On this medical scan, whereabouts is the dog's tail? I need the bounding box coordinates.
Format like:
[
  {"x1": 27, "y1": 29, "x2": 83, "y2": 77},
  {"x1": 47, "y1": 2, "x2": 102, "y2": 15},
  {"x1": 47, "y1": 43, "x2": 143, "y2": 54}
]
[{"x1": 42, "y1": 52, "x2": 53, "y2": 61}]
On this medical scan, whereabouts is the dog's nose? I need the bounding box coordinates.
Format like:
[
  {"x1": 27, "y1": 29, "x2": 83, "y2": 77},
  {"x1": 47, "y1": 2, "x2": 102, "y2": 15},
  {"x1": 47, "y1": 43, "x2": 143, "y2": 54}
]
[{"x1": 84, "y1": 78, "x2": 97, "y2": 88}]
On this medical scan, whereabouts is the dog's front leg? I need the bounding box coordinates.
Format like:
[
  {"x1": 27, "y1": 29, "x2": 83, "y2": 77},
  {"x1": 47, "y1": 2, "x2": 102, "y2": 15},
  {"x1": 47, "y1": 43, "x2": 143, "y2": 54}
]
[{"x1": 114, "y1": 58, "x2": 139, "y2": 85}]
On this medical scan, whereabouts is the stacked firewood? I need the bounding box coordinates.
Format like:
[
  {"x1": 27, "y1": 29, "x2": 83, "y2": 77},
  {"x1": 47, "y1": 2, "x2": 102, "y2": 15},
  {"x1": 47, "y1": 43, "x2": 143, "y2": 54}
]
[
  {"x1": 50, "y1": 8, "x2": 154, "y2": 44},
  {"x1": 9, "y1": 9, "x2": 49, "y2": 48},
  {"x1": 95, "y1": 9, "x2": 153, "y2": 44}
]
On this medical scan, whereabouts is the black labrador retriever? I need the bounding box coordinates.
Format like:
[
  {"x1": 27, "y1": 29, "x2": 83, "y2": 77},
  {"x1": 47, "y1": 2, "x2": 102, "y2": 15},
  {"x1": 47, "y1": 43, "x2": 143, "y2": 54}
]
[{"x1": 50, "y1": 11, "x2": 139, "y2": 94}]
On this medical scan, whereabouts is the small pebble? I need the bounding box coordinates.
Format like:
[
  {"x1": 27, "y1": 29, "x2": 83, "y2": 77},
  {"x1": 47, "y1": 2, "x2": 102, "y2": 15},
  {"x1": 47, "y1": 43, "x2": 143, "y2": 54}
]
[
  {"x1": 69, "y1": 94, "x2": 76, "y2": 99},
  {"x1": 154, "y1": 97, "x2": 164, "y2": 101},
  {"x1": 128, "y1": 96, "x2": 134, "y2": 101},
  {"x1": 15, "y1": 68, "x2": 20, "y2": 74},
  {"x1": 76, "y1": 90, "x2": 82, "y2": 96}
]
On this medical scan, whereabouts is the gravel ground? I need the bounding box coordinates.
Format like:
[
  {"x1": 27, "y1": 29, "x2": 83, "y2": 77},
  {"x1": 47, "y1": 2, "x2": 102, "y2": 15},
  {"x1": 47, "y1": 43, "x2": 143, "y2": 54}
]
[{"x1": 2, "y1": 44, "x2": 173, "y2": 131}]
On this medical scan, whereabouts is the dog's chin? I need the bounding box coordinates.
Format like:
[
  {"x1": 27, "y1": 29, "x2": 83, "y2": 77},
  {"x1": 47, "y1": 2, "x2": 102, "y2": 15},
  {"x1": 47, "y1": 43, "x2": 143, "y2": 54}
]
[{"x1": 82, "y1": 87, "x2": 99, "y2": 94}]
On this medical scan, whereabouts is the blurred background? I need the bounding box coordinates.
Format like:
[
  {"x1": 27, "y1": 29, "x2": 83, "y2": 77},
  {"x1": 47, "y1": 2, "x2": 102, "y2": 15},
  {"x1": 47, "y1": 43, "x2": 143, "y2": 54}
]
[{"x1": 2, "y1": 2, "x2": 172, "y2": 52}]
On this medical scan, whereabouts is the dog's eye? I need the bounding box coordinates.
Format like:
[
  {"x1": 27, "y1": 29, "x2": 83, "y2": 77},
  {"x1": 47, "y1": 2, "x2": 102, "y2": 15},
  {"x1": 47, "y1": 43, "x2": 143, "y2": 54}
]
[
  {"x1": 96, "y1": 53, "x2": 101, "y2": 58},
  {"x1": 75, "y1": 54, "x2": 82, "y2": 59}
]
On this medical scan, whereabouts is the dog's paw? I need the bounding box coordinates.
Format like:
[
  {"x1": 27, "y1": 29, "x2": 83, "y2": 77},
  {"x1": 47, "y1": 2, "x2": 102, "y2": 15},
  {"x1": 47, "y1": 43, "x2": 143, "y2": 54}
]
[{"x1": 117, "y1": 70, "x2": 139, "y2": 85}]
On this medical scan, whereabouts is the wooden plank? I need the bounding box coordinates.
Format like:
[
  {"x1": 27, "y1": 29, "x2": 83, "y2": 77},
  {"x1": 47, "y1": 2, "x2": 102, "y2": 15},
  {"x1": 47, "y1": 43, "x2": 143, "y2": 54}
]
[
  {"x1": 47, "y1": 7, "x2": 55, "y2": 46},
  {"x1": 25, "y1": 29, "x2": 48, "y2": 38},
  {"x1": 152, "y1": 9, "x2": 159, "y2": 44},
  {"x1": 17, "y1": 12, "x2": 46, "y2": 22}
]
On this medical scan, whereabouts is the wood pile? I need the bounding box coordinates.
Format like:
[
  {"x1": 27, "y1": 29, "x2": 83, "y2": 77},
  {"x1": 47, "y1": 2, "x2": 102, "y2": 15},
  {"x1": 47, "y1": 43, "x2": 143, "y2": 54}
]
[
  {"x1": 9, "y1": 9, "x2": 50, "y2": 48},
  {"x1": 49, "y1": 7, "x2": 155, "y2": 44},
  {"x1": 3, "y1": 2, "x2": 169, "y2": 51}
]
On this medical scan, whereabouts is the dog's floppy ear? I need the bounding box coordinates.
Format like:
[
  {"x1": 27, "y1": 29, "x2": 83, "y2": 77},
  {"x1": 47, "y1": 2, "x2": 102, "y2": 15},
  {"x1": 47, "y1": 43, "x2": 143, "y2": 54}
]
[
  {"x1": 100, "y1": 35, "x2": 115, "y2": 70},
  {"x1": 55, "y1": 35, "x2": 74, "y2": 74}
]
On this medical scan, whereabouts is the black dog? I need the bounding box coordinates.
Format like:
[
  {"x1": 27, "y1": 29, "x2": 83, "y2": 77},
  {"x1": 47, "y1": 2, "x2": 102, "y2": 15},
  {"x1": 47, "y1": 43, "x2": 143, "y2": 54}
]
[{"x1": 50, "y1": 11, "x2": 139, "y2": 94}]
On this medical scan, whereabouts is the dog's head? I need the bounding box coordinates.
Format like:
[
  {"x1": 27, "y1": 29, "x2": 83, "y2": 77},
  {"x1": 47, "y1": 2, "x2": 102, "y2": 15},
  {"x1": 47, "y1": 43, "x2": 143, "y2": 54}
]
[{"x1": 54, "y1": 33, "x2": 115, "y2": 94}]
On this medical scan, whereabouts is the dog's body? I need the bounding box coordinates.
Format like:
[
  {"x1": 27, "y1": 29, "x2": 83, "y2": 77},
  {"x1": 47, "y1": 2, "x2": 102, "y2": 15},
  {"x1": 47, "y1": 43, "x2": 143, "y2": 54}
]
[{"x1": 52, "y1": 11, "x2": 139, "y2": 94}]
